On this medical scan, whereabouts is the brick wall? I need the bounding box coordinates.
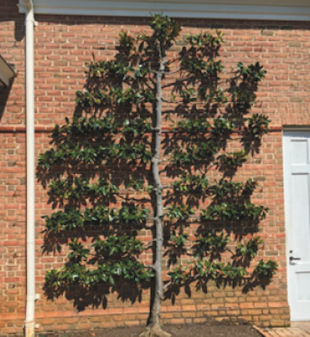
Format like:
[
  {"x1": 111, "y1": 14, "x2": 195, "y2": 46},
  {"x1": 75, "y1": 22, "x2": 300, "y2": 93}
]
[{"x1": 2, "y1": 0, "x2": 310, "y2": 335}]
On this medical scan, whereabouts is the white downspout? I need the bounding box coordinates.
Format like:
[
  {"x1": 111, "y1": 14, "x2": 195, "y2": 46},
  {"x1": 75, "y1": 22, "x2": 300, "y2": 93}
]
[{"x1": 24, "y1": 1, "x2": 36, "y2": 337}]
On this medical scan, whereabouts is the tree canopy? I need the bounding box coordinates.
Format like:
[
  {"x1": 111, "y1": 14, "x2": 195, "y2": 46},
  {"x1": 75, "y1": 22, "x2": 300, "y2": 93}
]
[{"x1": 37, "y1": 15, "x2": 277, "y2": 337}]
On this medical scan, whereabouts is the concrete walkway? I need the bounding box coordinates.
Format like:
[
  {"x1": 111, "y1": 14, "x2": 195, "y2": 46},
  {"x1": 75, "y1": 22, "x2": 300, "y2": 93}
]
[{"x1": 257, "y1": 322, "x2": 310, "y2": 337}]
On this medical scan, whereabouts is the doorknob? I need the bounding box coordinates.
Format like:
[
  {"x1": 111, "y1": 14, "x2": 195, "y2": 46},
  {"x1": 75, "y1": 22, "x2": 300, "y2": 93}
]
[{"x1": 289, "y1": 256, "x2": 301, "y2": 262}]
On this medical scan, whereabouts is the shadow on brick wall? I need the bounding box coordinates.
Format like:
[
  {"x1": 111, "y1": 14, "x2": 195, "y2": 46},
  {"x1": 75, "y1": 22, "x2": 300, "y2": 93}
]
[{"x1": 0, "y1": 81, "x2": 14, "y2": 121}]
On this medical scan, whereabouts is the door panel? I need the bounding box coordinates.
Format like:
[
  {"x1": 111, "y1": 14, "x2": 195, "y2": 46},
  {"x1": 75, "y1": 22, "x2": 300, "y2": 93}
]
[{"x1": 283, "y1": 131, "x2": 310, "y2": 321}]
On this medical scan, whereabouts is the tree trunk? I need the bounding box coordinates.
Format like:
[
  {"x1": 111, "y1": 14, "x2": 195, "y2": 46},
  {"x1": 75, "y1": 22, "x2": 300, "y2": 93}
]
[{"x1": 140, "y1": 54, "x2": 171, "y2": 337}]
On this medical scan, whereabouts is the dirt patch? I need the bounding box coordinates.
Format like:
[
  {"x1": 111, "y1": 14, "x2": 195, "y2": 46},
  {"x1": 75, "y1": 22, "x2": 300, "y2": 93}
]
[{"x1": 42, "y1": 322, "x2": 263, "y2": 337}]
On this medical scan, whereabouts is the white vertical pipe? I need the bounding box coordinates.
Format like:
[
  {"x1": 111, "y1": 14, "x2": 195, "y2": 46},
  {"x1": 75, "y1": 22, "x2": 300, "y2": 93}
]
[{"x1": 24, "y1": 1, "x2": 35, "y2": 337}]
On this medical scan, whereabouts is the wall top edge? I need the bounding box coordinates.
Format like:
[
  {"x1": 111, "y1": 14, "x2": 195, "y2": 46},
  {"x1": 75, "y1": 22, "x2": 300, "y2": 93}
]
[{"x1": 18, "y1": 0, "x2": 310, "y2": 21}]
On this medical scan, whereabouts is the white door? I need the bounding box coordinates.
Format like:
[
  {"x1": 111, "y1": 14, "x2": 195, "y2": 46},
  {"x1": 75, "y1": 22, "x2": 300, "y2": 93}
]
[{"x1": 283, "y1": 131, "x2": 310, "y2": 321}]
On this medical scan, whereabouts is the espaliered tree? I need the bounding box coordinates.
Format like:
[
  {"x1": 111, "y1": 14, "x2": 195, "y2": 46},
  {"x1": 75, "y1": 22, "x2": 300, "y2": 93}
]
[{"x1": 37, "y1": 15, "x2": 277, "y2": 337}]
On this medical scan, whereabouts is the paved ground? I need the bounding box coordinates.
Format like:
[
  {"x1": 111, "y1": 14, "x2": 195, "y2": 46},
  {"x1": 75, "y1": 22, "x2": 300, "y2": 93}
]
[{"x1": 258, "y1": 322, "x2": 310, "y2": 337}]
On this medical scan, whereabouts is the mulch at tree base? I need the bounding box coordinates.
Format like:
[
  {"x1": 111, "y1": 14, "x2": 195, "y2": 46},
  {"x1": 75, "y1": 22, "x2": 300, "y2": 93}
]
[
  {"x1": 96, "y1": 324, "x2": 262, "y2": 337},
  {"x1": 42, "y1": 321, "x2": 263, "y2": 337}
]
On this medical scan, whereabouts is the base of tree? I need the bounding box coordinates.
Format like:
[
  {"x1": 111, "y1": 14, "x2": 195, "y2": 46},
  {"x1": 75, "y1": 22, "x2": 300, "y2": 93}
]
[{"x1": 139, "y1": 324, "x2": 172, "y2": 337}]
